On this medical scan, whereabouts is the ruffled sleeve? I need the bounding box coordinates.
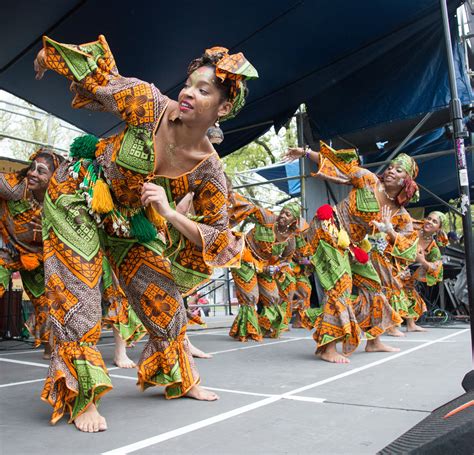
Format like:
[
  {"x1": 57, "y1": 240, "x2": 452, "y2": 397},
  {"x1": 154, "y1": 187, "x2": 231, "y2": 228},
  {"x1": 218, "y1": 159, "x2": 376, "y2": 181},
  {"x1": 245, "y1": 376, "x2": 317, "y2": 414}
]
[
  {"x1": 312, "y1": 142, "x2": 378, "y2": 189},
  {"x1": 414, "y1": 242, "x2": 443, "y2": 286},
  {"x1": 42, "y1": 35, "x2": 167, "y2": 127},
  {"x1": 0, "y1": 173, "x2": 26, "y2": 201},
  {"x1": 386, "y1": 212, "x2": 418, "y2": 265},
  {"x1": 228, "y1": 192, "x2": 273, "y2": 227}
]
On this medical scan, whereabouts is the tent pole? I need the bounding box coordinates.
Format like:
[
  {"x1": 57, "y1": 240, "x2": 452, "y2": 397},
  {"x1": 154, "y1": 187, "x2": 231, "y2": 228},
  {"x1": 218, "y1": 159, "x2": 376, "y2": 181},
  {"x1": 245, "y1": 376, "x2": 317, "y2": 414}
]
[
  {"x1": 296, "y1": 107, "x2": 307, "y2": 218},
  {"x1": 440, "y1": 0, "x2": 474, "y2": 387}
]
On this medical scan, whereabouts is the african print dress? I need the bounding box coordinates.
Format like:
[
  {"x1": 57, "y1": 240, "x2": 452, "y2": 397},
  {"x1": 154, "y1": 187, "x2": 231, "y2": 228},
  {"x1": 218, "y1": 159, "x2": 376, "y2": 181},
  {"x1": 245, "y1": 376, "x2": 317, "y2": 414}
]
[
  {"x1": 302, "y1": 143, "x2": 405, "y2": 354},
  {"x1": 402, "y1": 222, "x2": 445, "y2": 320},
  {"x1": 228, "y1": 193, "x2": 297, "y2": 340},
  {"x1": 39, "y1": 34, "x2": 243, "y2": 424},
  {"x1": 0, "y1": 172, "x2": 50, "y2": 346}
]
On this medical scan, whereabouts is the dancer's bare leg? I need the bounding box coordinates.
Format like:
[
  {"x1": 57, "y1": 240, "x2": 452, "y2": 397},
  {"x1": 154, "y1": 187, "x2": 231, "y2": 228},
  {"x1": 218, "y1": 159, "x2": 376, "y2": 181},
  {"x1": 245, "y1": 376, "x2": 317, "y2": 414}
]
[
  {"x1": 386, "y1": 326, "x2": 406, "y2": 337},
  {"x1": 365, "y1": 336, "x2": 400, "y2": 353},
  {"x1": 406, "y1": 318, "x2": 428, "y2": 332},
  {"x1": 73, "y1": 403, "x2": 107, "y2": 432},
  {"x1": 42, "y1": 342, "x2": 52, "y2": 360},
  {"x1": 187, "y1": 335, "x2": 212, "y2": 359},
  {"x1": 185, "y1": 385, "x2": 219, "y2": 401},
  {"x1": 318, "y1": 341, "x2": 350, "y2": 364},
  {"x1": 113, "y1": 327, "x2": 136, "y2": 368}
]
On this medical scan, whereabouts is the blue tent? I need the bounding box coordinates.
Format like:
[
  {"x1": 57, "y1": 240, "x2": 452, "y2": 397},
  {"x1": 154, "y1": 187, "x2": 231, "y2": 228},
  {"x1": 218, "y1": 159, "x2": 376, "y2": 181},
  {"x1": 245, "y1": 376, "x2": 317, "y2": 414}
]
[{"x1": 0, "y1": 0, "x2": 471, "y2": 157}]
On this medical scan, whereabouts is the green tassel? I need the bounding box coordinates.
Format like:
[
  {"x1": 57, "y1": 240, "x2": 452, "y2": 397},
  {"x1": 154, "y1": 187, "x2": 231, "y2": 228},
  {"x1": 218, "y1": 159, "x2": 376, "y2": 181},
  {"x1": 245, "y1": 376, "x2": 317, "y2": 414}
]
[
  {"x1": 70, "y1": 134, "x2": 99, "y2": 159},
  {"x1": 130, "y1": 210, "x2": 157, "y2": 243}
]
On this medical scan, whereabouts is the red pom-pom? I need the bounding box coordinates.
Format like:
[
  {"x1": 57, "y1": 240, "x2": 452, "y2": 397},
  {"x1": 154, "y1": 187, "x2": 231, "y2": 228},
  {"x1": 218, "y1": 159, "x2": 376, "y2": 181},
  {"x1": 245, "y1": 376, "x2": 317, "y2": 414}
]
[
  {"x1": 351, "y1": 246, "x2": 369, "y2": 264},
  {"x1": 316, "y1": 204, "x2": 334, "y2": 220}
]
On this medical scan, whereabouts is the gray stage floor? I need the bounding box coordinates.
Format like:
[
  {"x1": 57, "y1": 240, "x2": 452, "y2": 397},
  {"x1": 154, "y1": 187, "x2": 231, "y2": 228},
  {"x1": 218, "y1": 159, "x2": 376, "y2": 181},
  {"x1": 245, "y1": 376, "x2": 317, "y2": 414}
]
[{"x1": 0, "y1": 320, "x2": 471, "y2": 455}]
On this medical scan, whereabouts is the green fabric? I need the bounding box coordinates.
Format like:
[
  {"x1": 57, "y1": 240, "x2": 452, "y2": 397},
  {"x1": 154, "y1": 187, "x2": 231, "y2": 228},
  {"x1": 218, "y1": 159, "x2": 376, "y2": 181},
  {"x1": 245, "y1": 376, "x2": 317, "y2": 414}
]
[
  {"x1": 278, "y1": 270, "x2": 296, "y2": 292},
  {"x1": 0, "y1": 266, "x2": 11, "y2": 290},
  {"x1": 114, "y1": 307, "x2": 147, "y2": 344},
  {"x1": 19, "y1": 266, "x2": 45, "y2": 298},
  {"x1": 390, "y1": 291, "x2": 417, "y2": 318},
  {"x1": 233, "y1": 260, "x2": 256, "y2": 282},
  {"x1": 355, "y1": 187, "x2": 380, "y2": 213},
  {"x1": 103, "y1": 235, "x2": 135, "y2": 268},
  {"x1": 232, "y1": 305, "x2": 262, "y2": 338},
  {"x1": 71, "y1": 359, "x2": 112, "y2": 420},
  {"x1": 254, "y1": 224, "x2": 275, "y2": 243},
  {"x1": 143, "y1": 361, "x2": 181, "y2": 392},
  {"x1": 350, "y1": 260, "x2": 381, "y2": 286},
  {"x1": 7, "y1": 199, "x2": 31, "y2": 217},
  {"x1": 45, "y1": 37, "x2": 102, "y2": 82},
  {"x1": 392, "y1": 238, "x2": 418, "y2": 262},
  {"x1": 43, "y1": 192, "x2": 101, "y2": 262},
  {"x1": 116, "y1": 126, "x2": 155, "y2": 175},
  {"x1": 259, "y1": 304, "x2": 287, "y2": 337},
  {"x1": 311, "y1": 239, "x2": 351, "y2": 291},
  {"x1": 302, "y1": 307, "x2": 323, "y2": 326},
  {"x1": 271, "y1": 242, "x2": 286, "y2": 258},
  {"x1": 101, "y1": 256, "x2": 113, "y2": 290}
]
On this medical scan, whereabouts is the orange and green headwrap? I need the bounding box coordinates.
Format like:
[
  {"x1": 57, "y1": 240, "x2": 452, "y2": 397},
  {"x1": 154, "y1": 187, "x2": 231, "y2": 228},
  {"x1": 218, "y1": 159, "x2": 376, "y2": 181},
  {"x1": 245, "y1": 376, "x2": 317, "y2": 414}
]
[
  {"x1": 390, "y1": 153, "x2": 419, "y2": 206},
  {"x1": 204, "y1": 46, "x2": 258, "y2": 121},
  {"x1": 282, "y1": 202, "x2": 301, "y2": 220}
]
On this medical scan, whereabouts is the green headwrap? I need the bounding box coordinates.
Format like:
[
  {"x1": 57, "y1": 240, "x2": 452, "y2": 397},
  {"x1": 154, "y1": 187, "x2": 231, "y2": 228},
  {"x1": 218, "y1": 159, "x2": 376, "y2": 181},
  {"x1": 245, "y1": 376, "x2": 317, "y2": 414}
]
[
  {"x1": 390, "y1": 153, "x2": 419, "y2": 178},
  {"x1": 429, "y1": 211, "x2": 447, "y2": 230},
  {"x1": 282, "y1": 202, "x2": 301, "y2": 220}
]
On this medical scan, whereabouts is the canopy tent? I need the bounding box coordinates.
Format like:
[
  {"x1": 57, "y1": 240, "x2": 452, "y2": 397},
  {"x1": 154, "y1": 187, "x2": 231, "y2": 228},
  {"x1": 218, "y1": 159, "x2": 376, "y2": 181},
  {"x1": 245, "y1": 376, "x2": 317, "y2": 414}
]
[{"x1": 0, "y1": 0, "x2": 471, "y2": 158}]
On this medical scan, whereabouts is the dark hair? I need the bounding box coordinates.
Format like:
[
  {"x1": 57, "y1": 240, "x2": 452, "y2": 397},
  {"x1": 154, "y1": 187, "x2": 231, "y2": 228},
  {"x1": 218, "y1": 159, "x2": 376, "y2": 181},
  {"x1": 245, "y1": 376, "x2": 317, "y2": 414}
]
[
  {"x1": 18, "y1": 151, "x2": 64, "y2": 179},
  {"x1": 187, "y1": 53, "x2": 248, "y2": 103}
]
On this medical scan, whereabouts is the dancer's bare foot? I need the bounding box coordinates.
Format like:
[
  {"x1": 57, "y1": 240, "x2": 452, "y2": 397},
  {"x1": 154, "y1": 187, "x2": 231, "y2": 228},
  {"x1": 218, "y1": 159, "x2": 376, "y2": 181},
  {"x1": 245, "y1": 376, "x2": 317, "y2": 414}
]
[
  {"x1": 318, "y1": 342, "x2": 350, "y2": 364},
  {"x1": 42, "y1": 342, "x2": 52, "y2": 360},
  {"x1": 386, "y1": 326, "x2": 406, "y2": 337},
  {"x1": 406, "y1": 319, "x2": 428, "y2": 332},
  {"x1": 185, "y1": 385, "x2": 219, "y2": 401},
  {"x1": 73, "y1": 404, "x2": 107, "y2": 432},
  {"x1": 366, "y1": 338, "x2": 400, "y2": 353},
  {"x1": 113, "y1": 327, "x2": 136, "y2": 368},
  {"x1": 189, "y1": 343, "x2": 213, "y2": 359}
]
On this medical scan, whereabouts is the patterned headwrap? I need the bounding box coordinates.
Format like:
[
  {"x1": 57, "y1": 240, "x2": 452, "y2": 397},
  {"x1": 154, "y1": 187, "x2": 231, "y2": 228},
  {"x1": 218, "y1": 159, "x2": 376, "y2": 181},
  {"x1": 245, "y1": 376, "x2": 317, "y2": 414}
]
[
  {"x1": 28, "y1": 148, "x2": 62, "y2": 171},
  {"x1": 389, "y1": 153, "x2": 419, "y2": 206},
  {"x1": 428, "y1": 211, "x2": 449, "y2": 247},
  {"x1": 282, "y1": 202, "x2": 301, "y2": 220},
  {"x1": 429, "y1": 211, "x2": 447, "y2": 230},
  {"x1": 204, "y1": 46, "x2": 258, "y2": 121}
]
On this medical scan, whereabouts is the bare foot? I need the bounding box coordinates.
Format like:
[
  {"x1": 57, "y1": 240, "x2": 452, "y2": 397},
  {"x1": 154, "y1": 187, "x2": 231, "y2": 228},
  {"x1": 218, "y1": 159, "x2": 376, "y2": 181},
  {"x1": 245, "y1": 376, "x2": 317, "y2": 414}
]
[
  {"x1": 185, "y1": 385, "x2": 219, "y2": 401},
  {"x1": 318, "y1": 342, "x2": 350, "y2": 364},
  {"x1": 366, "y1": 338, "x2": 400, "y2": 353},
  {"x1": 189, "y1": 344, "x2": 213, "y2": 359},
  {"x1": 42, "y1": 343, "x2": 52, "y2": 360},
  {"x1": 73, "y1": 404, "x2": 107, "y2": 432},
  {"x1": 386, "y1": 326, "x2": 406, "y2": 337},
  {"x1": 113, "y1": 327, "x2": 136, "y2": 368},
  {"x1": 406, "y1": 320, "x2": 428, "y2": 332}
]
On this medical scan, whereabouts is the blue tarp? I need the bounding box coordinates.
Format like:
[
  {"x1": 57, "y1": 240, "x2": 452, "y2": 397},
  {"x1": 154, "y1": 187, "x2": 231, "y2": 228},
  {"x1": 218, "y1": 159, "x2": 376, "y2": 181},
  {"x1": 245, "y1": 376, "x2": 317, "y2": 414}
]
[{"x1": 0, "y1": 0, "x2": 470, "y2": 156}]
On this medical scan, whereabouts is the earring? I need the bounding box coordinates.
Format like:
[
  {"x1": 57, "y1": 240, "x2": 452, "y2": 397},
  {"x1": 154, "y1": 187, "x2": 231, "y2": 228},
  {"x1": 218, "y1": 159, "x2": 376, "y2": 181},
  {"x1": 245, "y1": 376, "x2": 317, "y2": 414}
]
[
  {"x1": 398, "y1": 178, "x2": 405, "y2": 186},
  {"x1": 207, "y1": 119, "x2": 224, "y2": 145}
]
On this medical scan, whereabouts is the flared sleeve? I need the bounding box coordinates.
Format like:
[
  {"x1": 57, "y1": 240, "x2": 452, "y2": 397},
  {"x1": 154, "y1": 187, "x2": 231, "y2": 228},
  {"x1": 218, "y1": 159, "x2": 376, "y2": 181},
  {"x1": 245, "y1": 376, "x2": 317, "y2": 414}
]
[
  {"x1": 414, "y1": 242, "x2": 444, "y2": 286},
  {"x1": 228, "y1": 192, "x2": 273, "y2": 227},
  {"x1": 42, "y1": 35, "x2": 167, "y2": 128},
  {"x1": 0, "y1": 173, "x2": 26, "y2": 201},
  {"x1": 386, "y1": 212, "x2": 418, "y2": 265}
]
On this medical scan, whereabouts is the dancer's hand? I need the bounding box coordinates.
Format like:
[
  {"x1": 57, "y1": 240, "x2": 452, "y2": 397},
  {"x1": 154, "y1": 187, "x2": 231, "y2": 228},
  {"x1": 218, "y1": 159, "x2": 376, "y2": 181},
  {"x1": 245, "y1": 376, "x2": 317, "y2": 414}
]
[
  {"x1": 283, "y1": 147, "x2": 305, "y2": 162},
  {"x1": 380, "y1": 205, "x2": 393, "y2": 227},
  {"x1": 141, "y1": 183, "x2": 173, "y2": 218},
  {"x1": 34, "y1": 49, "x2": 48, "y2": 80},
  {"x1": 176, "y1": 191, "x2": 195, "y2": 216}
]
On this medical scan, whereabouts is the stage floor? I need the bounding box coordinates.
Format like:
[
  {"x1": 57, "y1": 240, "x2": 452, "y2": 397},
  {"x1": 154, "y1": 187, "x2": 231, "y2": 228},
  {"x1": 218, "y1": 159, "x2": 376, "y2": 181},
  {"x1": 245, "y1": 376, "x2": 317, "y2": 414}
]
[{"x1": 0, "y1": 320, "x2": 471, "y2": 454}]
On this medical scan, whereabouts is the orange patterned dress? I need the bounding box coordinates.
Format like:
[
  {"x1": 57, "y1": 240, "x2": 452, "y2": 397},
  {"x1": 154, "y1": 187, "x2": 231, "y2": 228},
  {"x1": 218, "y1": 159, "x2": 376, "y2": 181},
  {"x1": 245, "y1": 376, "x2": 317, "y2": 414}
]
[
  {"x1": 0, "y1": 172, "x2": 50, "y2": 346},
  {"x1": 40, "y1": 35, "x2": 243, "y2": 424}
]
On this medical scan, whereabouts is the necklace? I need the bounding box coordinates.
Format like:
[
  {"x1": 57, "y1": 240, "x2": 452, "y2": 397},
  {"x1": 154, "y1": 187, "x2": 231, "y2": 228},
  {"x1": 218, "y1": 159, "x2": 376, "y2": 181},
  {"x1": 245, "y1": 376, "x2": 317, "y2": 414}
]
[
  {"x1": 378, "y1": 183, "x2": 395, "y2": 201},
  {"x1": 420, "y1": 230, "x2": 433, "y2": 242}
]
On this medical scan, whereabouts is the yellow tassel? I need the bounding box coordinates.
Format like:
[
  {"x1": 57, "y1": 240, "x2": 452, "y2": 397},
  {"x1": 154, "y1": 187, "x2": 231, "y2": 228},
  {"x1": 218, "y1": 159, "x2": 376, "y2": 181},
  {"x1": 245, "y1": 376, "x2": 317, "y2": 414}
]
[
  {"x1": 20, "y1": 253, "x2": 41, "y2": 271},
  {"x1": 146, "y1": 205, "x2": 166, "y2": 229},
  {"x1": 91, "y1": 179, "x2": 114, "y2": 214},
  {"x1": 337, "y1": 229, "x2": 350, "y2": 249},
  {"x1": 360, "y1": 237, "x2": 372, "y2": 253}
]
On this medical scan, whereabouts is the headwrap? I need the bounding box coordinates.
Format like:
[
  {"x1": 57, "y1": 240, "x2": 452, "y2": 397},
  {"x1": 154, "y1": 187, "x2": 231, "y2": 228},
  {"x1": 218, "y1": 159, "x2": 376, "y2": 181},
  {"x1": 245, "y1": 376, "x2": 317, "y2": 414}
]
[
  {"x1": 282, "y1": 202, "x2": 301, "y2": 220},
  {"x1": 204, "y1": 46, "x2": 258, "y2": 121},
  {"x1": 28, "y1": 148, "x2": 63, "y2": 171},
  {"x1": 388, "y1": 153, "x2": 419, "y2": 206},
  {"x1": 429, "y1": 211, "x2": 447, "y2": 230}
]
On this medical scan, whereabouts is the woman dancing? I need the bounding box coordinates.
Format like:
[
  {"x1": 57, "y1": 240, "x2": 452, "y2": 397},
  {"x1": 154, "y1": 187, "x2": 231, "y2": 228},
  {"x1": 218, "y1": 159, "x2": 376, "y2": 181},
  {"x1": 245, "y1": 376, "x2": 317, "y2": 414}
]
[{"x1": 34, "y1": 35, "x2": 256, "y2": 432}]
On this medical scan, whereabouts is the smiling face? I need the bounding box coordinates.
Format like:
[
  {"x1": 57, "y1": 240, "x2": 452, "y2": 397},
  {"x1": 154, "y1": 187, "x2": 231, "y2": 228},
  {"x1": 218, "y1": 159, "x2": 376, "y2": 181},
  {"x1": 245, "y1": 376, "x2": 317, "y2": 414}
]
[
  {"x1": 382, "y1": 163, "x2": 409, "y2": 190},
  {"x1": 26, "y1": 157, "x2": 54, "y2": 193},
  {"x1": 178, "y1": 66, "x2": 232, "y2": 127},
  {"x1": 423, "y1": 212, "x2": 442, "y2": 234},
  {"x1": 276, "y1": 208, "x2": 297, "y2": 230}
]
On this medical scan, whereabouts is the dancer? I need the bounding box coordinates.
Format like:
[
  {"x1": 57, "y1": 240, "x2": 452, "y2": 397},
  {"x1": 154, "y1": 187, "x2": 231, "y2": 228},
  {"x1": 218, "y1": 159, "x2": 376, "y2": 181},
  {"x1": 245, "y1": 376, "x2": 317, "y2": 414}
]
[
  {"x1": 402, "y1": 211, "x2": 448, "y2": 331},
  {"x1": 228, "y1": 189, "x2": 304, "y2": 341},
  {"x1": 35, "y1": 35, "x2": 256, "y2": 432},
  {"x1": 0, "y1": 149, "x2": 63, "y2": 357},
  {"x1": 284, "y1": 143, "x2": 417, "y2": 362}
]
